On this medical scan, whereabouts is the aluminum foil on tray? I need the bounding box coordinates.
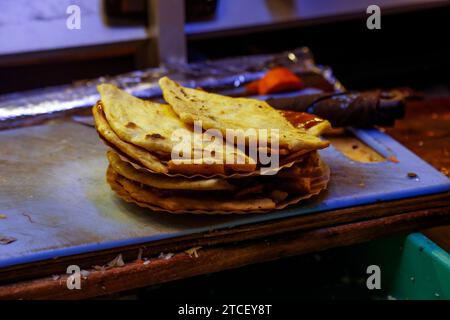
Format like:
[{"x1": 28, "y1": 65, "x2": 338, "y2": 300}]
[{"x1": 0, "y1": 47, "x2": 344, "y2": 129}]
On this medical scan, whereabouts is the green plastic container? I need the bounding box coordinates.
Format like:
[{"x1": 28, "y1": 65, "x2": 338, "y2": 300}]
[{"x1": 362, "y1": 233, "x2": 450, "y2": 300}]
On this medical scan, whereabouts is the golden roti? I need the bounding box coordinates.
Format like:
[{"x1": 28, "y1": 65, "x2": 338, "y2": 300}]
[
  {"x1": 98, "y1": 83, "x2": 183, "y2": 155},
  {"x1": 106, "y1": 162, "x2": 329, "y2": 214},
  {"x1": 96, "y1": 77, "x2": 331, "y2": 214},
  {"x1": 94, "y1": 102, "x2": 257, "y2": 177},
  {"x1": 107, "y1": 166, "x2": 277, "y2": 212},
  {"x1": 98, "y1": 84, "x2": 257, "y2": 174},
  {"x1": 107, "y1": 150, "x2": 234, "y2": 191},
  {"x1": 159, "y1": 76, "x2": 329, "y2": 153},
  {"x1": 93, "y1": 102, "x2": 168, "y2": 173},
  {"x1": 113, "y1": 143, "x2": 318, "y2": 179}
]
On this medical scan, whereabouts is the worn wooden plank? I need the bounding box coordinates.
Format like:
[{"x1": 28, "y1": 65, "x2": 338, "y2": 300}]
[
  {"x1": 0, "y1": 206, "x2": 448, "y2": 300},
  {"x1": 0, "y1": 191, "x2": 448, "y2": 285}
]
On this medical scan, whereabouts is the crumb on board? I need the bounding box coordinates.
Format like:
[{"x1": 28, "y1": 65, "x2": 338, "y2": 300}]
[
  {"x1": 407, "y1": 172, "x2": 418, "y2": 178},
  {"x1": 93, "y1": 254, "x2": 125, "y2": 271},
  {"x1": 158, "y1": 252, "x2": 174, "y2": 260},
  {"x1": 106, "y1": 254, "x2": 125, "y2": 268},
  {"x1": 388, "y1": 155, "x2": 400, "y2": 163},
  {"x1": 441, "y1": 167, "x2": 449, "y2": 176},
  {"x1": 185, "y1": 246, "x2": 202, "y2": 258},
  {"x1": 81, "y1": 270, "x2": 90, "y2": 279}
]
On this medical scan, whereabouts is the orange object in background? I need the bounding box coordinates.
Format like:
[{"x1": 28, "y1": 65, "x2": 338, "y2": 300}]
[
  {"x1": 244, "y1": 80, "x2": 260, "y2": 95},
  {"x1": 245, "y1": 67, "x2": 304, "y2": 95}
]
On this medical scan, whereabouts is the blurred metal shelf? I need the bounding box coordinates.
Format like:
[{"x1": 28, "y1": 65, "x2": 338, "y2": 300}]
[
  {"x1": 185, "y1": 0, "x2": 448, "y2": 39},
  {"x1": 0, "y1": 0, "x2": 447, "y2": 67},
  {"x1": 0, "y1": 0, "x2": 148, "y2": 67}
]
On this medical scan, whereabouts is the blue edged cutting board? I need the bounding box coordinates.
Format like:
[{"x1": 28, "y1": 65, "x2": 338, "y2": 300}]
[{"x1": 0, "y1": 122, "x2": 449, "y2": 268}]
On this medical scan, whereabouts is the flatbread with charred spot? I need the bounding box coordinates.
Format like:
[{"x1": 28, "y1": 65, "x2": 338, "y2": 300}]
[
  {"x1": 93, "y1": 102, "x2": 168, "y2": 173},
  {"x1": 97, "y1": 84, "x2": 257, "y2": 174},
  {"x1": 159, "y1": 76, "x2": 329, "y2": 153},
  {"x1": 93, "y1": 101, "x2": 257, "y2": 176},
  {"x1": 107, "y1": 150, "x2": 234, "y2": 191},
  {"x1": 106, "y1": 159, "x2": 330, "y2": 214},
  {"x1": 108, "y1": 166, "x2": 277, "y2": 212},
  {"x1": 98, "y1": 83, "x2": 184, "y2": 154},
  {"x1": 96, "y1": 78, "x2": 331, "y2": 214}
]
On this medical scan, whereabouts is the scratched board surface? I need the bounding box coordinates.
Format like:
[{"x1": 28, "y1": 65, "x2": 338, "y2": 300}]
[{"x1": 0, "y1": 121, "x2": 449, "y2": 268}]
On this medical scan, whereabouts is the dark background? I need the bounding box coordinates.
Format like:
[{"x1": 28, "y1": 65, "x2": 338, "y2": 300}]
[
  {"x1": 188, "y1": 5, "x2": 450, "y2": 91},
  {"x1": 1, "y1": 5, "x2": 449, "y2": 94}
]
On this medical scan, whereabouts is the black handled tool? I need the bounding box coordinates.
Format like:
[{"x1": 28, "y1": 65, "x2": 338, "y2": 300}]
[{"x1": 266, "y1": 90, "x2": 407, "y2": 127}]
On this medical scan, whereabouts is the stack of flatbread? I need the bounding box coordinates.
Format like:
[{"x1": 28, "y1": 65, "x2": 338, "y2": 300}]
[{"x1": 93, "y1": 77, "x2": 331, "y2": 214}]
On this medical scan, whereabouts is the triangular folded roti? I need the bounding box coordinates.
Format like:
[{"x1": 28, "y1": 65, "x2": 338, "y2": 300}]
[
  {"x1": 159, "y1": 77, "x2": 329, "y2": 153},
  {"x1": 98, "y1": 84, "x2": 185, "y2": 155},
  {"x1": 97, "y1": 84, "x2": 256, "y2": 173},
  {"x1": 92, "y1": 102, "x2": 168, "y2": 173}
]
